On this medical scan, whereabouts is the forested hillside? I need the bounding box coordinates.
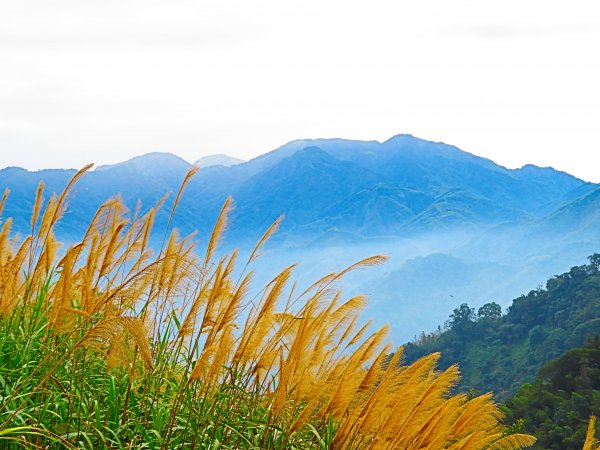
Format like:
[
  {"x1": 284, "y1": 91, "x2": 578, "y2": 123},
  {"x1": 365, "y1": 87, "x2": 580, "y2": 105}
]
[
  {"x1": 403, "y1": 254, "x2": 600, "y2": 400},
  {"x1": 504, "y1": 337, "x2": 600, "y2": 449}
]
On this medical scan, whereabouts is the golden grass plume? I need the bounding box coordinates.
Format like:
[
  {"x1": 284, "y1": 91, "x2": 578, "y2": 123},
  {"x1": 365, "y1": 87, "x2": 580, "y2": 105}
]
[{"x1": 0, "y1": 166, "x2": 536, "y2": 449}]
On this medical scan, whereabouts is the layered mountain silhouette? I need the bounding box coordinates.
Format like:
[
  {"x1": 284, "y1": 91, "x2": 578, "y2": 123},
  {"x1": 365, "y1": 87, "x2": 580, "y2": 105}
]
[
  {"x1": 194, "y1": 154, "x2": 245, "y2": 168},
  {"x1": 1, "y1": 135, "x2": 598, "y2": 341}
]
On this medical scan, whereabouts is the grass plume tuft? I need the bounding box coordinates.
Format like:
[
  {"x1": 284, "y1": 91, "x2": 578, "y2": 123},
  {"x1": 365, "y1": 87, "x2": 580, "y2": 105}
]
[{"x1": 0, "y1": 170, "x2": 535, "y2": 449}]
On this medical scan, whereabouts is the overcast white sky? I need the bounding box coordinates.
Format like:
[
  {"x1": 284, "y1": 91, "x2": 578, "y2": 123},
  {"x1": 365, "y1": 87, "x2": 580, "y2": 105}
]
[{"x1": 1, "y1": 0, "x2": 599, "y2": 181}]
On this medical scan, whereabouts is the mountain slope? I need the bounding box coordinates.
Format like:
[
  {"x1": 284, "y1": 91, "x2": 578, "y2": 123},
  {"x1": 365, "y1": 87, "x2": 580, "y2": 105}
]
[{"x1": 403, "y1": 254, "x2": 600, "y2": 400}]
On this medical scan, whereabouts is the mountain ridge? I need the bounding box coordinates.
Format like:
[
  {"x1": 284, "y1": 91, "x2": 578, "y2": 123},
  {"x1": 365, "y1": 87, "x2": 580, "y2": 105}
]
[{"x1": 2, "y1": 134, "x2": 599, "y2": 342}]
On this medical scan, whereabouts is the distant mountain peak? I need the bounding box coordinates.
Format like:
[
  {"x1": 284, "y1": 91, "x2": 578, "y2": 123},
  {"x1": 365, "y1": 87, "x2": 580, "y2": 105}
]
[
  {"x1": 0, "y1": 166, "x2": 28, "y2": 174},
  {"x1": 194, "y1": 154, "x2": 245, "y2": 168},
  {"x1": 96, "y1": 152, "x2": 191, "y2": 173},
  {"x1": 515, "y1": 163, "x2": 580, "y2": 179},
  {"x1": 516, "y1": 164, "x2": 557, "y2": 174},
  {"x1": 382, "y1": 133, "x2": 418, "y2": 143}
]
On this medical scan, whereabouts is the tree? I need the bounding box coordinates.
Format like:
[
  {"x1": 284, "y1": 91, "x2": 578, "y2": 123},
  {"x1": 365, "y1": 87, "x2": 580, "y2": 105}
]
[
  {"x1": 478, "y1": 302, "x2": 502, "y2": 321},
  {"x1": 587, "y1": 253, "x2": 600, "y2": 273},
  {"x1": 447, "y1": 303, "x2": 476, "y2": 333}
]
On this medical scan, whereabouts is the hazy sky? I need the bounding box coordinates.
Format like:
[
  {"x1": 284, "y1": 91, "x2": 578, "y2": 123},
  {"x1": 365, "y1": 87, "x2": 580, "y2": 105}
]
[{"x1": 1, "y1": 0, "x2": 599, "y2": 181}]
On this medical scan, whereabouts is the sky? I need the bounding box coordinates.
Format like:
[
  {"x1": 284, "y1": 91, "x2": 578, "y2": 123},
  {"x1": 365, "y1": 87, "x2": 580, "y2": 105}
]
[{"x1": 1, "y1": 0, "x2": 599, "y2": 181}]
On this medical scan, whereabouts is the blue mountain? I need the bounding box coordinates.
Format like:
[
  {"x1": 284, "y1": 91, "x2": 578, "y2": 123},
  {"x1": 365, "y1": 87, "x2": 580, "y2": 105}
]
[
  {"x1": 1, "y1": 135, "x2": 592, "y2": 244},
  {"x1": 2, "y1": 135, "x2": 598, "y2": 341}
]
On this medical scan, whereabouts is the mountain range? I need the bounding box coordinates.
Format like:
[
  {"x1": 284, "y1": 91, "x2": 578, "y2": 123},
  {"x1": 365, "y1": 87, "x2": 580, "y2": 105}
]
[{"x1": 1, "y1": 134, "x2": 599, "y2": 341}]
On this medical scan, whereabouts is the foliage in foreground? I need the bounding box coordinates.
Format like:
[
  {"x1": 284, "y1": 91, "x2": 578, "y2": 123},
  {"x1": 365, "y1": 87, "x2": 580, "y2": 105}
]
[
  {"x1": 584, "y1": 416, "x2": 600, "y2": 450},
  {"x1": 0, "y1": 166, "x2": 534, "y2": 449},
  {"x1": 404, "y1": 254, "x2": 600, "y2": 400}
]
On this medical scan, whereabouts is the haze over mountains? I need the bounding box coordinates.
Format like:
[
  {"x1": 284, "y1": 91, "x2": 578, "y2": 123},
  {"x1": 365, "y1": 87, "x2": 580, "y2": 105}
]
[{"x1": 1, "y1": 134, "x2": 599, "y2": 341}]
